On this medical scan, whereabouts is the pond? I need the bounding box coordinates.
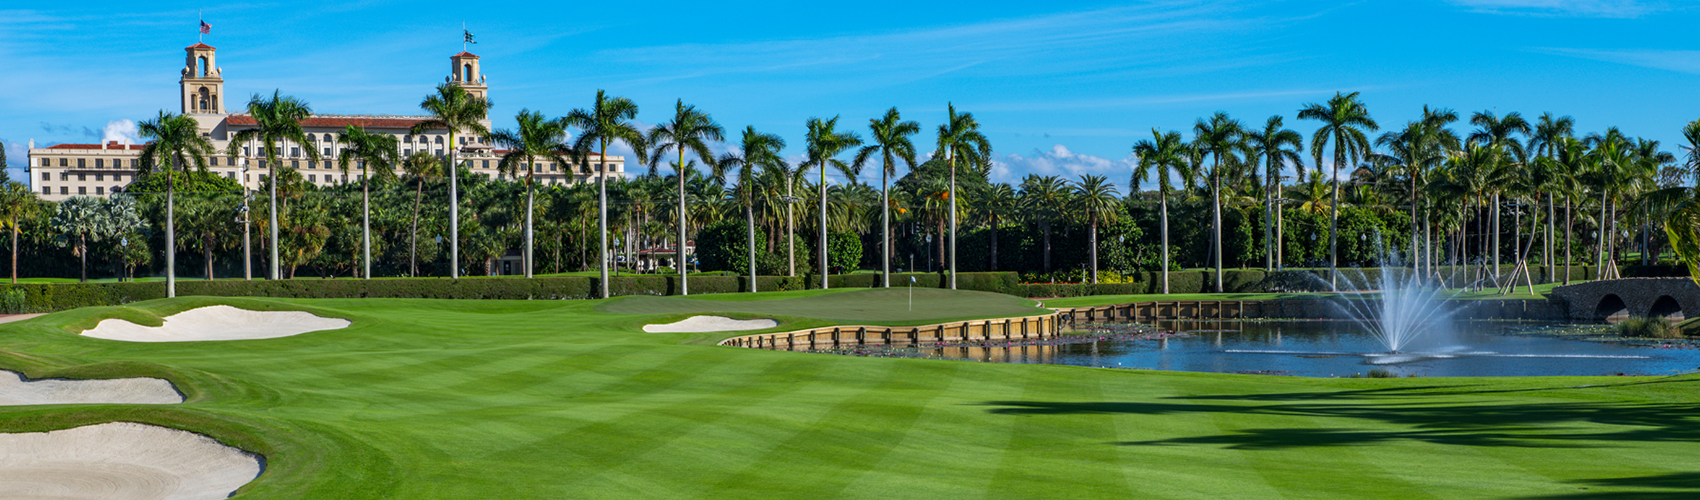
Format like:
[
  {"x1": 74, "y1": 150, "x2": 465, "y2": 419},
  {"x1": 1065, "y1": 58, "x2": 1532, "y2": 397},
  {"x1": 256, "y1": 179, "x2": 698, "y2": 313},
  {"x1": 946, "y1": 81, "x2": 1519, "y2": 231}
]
[{"x1": 902, "y1": 320, "x2": 1700, "y2": 377}]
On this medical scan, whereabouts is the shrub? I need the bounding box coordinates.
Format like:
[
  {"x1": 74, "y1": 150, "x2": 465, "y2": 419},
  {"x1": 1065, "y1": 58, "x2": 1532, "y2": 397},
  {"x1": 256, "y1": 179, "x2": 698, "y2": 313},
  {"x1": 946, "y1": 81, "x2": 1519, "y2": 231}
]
[
  {"x1": 0, "y1": 289, "x2": 25, "y2": 314},
  {"x1": 695, "y1": 219, "x2": 766, "y2": 273},
  {"x1": 1612, "y1": 316, "x2": 1681, "y2": 339},
  {"x1": 828, "y1": 232, "x2": 862, "y2": 273}
]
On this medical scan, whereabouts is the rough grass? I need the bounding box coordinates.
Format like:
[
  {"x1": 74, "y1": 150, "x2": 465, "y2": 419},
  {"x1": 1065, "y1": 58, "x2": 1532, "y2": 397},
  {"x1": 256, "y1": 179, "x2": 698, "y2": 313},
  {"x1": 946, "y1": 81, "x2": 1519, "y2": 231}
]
[{"x1": 0, "y1": 291, "x2": 1697, "y2": 498}]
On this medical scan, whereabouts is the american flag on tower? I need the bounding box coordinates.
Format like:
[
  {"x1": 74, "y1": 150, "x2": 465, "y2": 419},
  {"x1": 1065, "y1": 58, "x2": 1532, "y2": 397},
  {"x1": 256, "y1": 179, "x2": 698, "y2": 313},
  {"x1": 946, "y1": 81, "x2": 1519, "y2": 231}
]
[{"x1": 200, "y1": 20, "x2": 211, "y2": 34}]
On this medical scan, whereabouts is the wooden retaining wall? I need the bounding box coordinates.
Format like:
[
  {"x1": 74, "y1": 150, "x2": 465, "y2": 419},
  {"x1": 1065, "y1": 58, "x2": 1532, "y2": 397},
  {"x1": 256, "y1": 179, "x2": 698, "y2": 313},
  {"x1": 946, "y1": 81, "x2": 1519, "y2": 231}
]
[
  {"x1": 1052, "y1": 299, "x2": 1570, "y2": 323},
  {"x1": 718, "y1": 313, "x2": 1059, "y2": 350}
]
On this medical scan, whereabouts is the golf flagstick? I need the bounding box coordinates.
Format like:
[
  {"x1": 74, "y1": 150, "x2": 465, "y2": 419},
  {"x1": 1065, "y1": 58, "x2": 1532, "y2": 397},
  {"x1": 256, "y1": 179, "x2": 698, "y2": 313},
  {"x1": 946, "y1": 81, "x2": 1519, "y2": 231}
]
[{"x1": 909, "y1": 276, "x2": 915, "y2": 311}]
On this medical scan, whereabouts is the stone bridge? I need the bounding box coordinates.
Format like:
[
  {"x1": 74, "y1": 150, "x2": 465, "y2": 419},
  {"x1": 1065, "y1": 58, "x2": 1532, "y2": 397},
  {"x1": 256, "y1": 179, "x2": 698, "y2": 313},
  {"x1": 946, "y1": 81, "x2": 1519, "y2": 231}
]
[{"x1": 1550, "y1": 278, "x2": 1700, "y2": 321}]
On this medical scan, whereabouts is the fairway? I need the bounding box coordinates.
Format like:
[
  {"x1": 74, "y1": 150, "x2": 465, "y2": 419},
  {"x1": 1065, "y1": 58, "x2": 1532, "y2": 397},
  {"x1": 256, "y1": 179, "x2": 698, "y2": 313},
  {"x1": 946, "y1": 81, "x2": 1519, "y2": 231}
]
[
  {"x1": 0, "y1": 292, "x2": 1695, "y2": 498},
  {"x1": 603, "y1": 288, "x2": 1049, "y2": 325}
]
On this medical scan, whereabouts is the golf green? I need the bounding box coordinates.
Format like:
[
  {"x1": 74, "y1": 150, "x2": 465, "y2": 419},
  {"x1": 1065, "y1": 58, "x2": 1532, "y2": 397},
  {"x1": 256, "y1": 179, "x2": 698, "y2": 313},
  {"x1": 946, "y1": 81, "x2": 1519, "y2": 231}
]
[{"x1": 1, "y1": 291, "x2": 1696, "y2": 498}]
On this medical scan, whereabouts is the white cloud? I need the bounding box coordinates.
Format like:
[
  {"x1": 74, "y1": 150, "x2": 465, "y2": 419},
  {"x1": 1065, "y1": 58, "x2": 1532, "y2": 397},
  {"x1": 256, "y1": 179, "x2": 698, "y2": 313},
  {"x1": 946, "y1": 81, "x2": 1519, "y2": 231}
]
[
  {"x1": 991, "y1": 145, "x2": 1135, "y2": 185},
  {"x1": 101, "y1": 119, "x2": 140, "y2": 145},
  {"x1": 1538, "y1": 48, "x2": 1700, "y2": 74},
  {"x1": 1447, "y1": 0, "x2": 1663, "y2": 17}
]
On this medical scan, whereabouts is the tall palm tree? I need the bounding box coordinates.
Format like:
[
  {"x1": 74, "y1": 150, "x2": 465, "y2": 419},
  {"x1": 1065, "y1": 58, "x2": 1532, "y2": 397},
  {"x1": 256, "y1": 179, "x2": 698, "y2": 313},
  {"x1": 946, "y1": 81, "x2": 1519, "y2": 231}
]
[
  {"x1": 973, "y1": 183, "x2": 1018, "y2": 271},
  {"x1": 1243, "y1": 115, "x2": 1304, "y2": 271},
  {"x1": 1133, "y1": 128, "x2": 1190, "y2": 294},
  {"x1": 140, "y1": 111, "x2": 216, "y2": 296},
  {"x1": 401, "y1": 151, "x2": 442, "y2": 277},
  {"x1": 1468, "y1": 110, "x2": 1531, "y2": 275},
  {"x1": 490, "y1": 109, "x2": 570, "y2": 279},
  {"x1": 803, "y1": 116, "x2": 861, "y2": 288},
  {"x1": 1373, "y1": 106, "x2": 1459, "y2": 272},
  {"x1": 1019, "y1": 175, "x2": 1068, "y2": 273},
  {"x1": 1071, "y1": 174, "x2": 1120, "y2": 284},
  {"x1": 648, "y1": 100, "x2": 725, "y2": 294},
  {"x1": 337, "y1": 125, "x2": 398, "y2": 279},
  {"x1": 853, "y1": 107, "x2": 920, "y2": 288},
  {"x1": 716, "y1": 127, "x2": 786, "y2": 292},
  {"x1": 1298, "y1": 92, "x2": 1378, "y2": 290},
  {"x1": 412, "y1": 83, "x2": 492, "y2": 280},
  {"x1": 228, "y1": 91, "x2": 318, "y2": 282},
  {"x1": 934, "y1": 103, "x2": 991, "y2": 290},
  {"x1": 1191, "y1": 112, "x2": 1246, "y2": 292},
  {"x1": 1530, "y1": 113, "x2": 1575, "y2": 272},
  {"x1": 566, "y1": 90, "x2": 649, "y2": 298},
  {"x1": 0, "y1": 178, "x2": 39, "y2": 284}
]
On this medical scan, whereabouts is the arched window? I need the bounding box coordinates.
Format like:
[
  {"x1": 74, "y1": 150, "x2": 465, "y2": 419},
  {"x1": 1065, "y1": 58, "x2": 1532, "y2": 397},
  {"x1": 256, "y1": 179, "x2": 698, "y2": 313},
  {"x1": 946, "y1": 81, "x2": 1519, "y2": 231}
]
[
  {"x1": 198, "y1": 87, "x2": 210, "y2": 112},
  {"x1": 463, "y1": 64, "x2": 472, "y2": 82},
  {"x1": 323, "y1": 134, "x2": 333, "y2": 142},
  {"x1": 198, "y1": 56, "x2": 208, "y2": 77},
  {"x1": 435, "y1": 136, "x2": 444, "y2": 144}
]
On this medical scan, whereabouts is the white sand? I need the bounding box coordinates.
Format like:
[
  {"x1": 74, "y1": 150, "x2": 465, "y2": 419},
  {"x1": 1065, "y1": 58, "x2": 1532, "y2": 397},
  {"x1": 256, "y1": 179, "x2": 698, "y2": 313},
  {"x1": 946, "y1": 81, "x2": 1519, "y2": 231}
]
[
  {"x1": 0, "y1": 422, "x2": 262, "y2": 500},
  {"x1": 0, "y1": 370, "x2": 182, "y2": 406},
  {"x1": 83, "y1": 305, "x2": 350, "y2": 342},
  {"x1": 643, "y1": 315, "x2": 778, "y2": 333}
]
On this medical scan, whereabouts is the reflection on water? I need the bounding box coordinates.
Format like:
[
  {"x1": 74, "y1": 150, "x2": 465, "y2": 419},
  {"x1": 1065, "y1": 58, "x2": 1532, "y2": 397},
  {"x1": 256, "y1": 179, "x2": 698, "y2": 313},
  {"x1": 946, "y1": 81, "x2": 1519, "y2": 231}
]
[{"x1": 927, "y1": 320, "x2": 1700, "y2": 377}]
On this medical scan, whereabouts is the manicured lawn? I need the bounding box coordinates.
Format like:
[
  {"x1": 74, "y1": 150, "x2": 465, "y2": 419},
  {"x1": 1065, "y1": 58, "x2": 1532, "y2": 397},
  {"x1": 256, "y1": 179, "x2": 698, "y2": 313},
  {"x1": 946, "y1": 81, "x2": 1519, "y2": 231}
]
[
  {"x1": 1038, "y1": 282, "x2": 1572, "y2": 308},
  {"x1": 0, "y1": 292, "x2": 1696, "y2": 498}
]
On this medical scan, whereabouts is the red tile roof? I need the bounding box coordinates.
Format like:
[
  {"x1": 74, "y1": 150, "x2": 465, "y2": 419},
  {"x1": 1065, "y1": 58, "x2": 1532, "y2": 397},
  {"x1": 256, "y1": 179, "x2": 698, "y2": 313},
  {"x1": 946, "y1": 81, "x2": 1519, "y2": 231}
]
[
  {"x1": 452, "y1": 51, "x2": 479, "y2": 59},
  {"x1": 186, "y1": 43, "x2": 215, "y2": 51},
  {"x1": 225, "y1": 115, "x2": 434, "y2": 129},
  {"x1": 42, "y1": 143, "x2": 148, "y2": 151}
]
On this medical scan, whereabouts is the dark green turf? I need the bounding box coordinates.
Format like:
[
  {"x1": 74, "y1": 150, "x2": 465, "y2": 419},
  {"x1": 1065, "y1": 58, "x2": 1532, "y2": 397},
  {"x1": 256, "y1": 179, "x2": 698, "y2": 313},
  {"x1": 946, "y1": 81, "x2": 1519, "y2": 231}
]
[{"x1": 0, "y1": 291, "x2": 1696, "y2": 498}]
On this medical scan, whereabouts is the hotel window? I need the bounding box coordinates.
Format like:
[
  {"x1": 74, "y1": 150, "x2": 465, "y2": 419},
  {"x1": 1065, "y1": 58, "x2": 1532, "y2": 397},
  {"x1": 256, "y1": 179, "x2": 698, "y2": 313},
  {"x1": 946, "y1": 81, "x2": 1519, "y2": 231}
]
[
  {"x1": 226, "y1": 172, "x2": 235, "y2": 179},
  {"x1": 40, "y1": 158, "x2": 48, "y2": 167},
  {"x1": 41, "y1": 172, "x2": 48, "y2": 181},
  {"x1": 323, "y1": 134, "x2": 332, "y2": 142},
  {"x1": 42, "y1": 187, "x2": 50, "y2": 195},
  {"x1": 435, "y1": 136, "x2": 443, "y2": 144},
  {"x1": 243, "y1": 147, "x2": 251, "y2": 156},
  {"x1": 77, "y1": 174, "x2": 85, "y2": 181},
  {"x1": 435, "y1": 149, "x2": 443, "y2": 157},
  {"x1": 550, "y1": 163, "x2": 557, "y2": 172},
  {"x1": 60, "y1": 187, "x2": 68, "y2": 195},
  {"x1": 78, "y1": 158, "x2": 86, "y2": 168},
  {"x1": 308, "y1": 175, "x2": 316, "y2": 182},
  {"x1": 96, "y1": 187, "x2": 104, "y2": 195},
  {"x1": 130, "y1": 159, "x2": 138, "y2": 168},
  {"x1": 482, "y1": 160, "x2": 489, "y2": 169},
  {"x1": 404, "y1": 135, "x2": 413, "y2": 143},
  {"x1": 95, "y1": 159, "x2": 104, "y2": 168},
  {"x1": 307, "y1": 161, "x2": 315, "y2": 169},
  {"x1": 324, "y1": 147, "x2": 331, "y2": 156},
  {"x1": 96, "y1": 174, "x2": 103, "y2": 181},
  {"x1": 258, "y1": 160, "x2": 267, "y2": 169},
  {"x1": 59, "y1": 158, "x2": 68, "y2": 167},
  {"x1": 78, "y1": 187, "x2": 86, "y2": 195},
  {"x1": 291, "y1": 161, "x2": 299, "y2": 168},
  {"x1": 291, "y1": 147, "x2": 300, "y2": 158},
  {"x1": 404, "y1": 149, "x2": 412, "y2": 156}
]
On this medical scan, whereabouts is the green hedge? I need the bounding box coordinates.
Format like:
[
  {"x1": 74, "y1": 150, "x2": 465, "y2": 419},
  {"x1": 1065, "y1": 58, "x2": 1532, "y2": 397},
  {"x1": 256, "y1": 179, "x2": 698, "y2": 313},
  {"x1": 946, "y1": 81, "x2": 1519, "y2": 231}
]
[{"x1": 0, "y1": 272, "x2": 1021, "y2": 313}]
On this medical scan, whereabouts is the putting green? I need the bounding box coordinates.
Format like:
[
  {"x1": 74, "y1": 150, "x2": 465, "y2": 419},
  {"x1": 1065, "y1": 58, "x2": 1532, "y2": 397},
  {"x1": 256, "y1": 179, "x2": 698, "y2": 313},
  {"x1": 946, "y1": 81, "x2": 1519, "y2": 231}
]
[{"x1": 0, "y1": 292, "x2": 1695, "y2": 498}]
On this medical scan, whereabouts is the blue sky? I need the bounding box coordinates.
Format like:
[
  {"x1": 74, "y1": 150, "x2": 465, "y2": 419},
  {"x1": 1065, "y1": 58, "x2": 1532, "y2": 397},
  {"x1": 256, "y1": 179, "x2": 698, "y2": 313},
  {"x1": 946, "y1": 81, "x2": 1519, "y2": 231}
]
[{"x1": 2, "y1": 0, "x2": 1696, "y2": 188}]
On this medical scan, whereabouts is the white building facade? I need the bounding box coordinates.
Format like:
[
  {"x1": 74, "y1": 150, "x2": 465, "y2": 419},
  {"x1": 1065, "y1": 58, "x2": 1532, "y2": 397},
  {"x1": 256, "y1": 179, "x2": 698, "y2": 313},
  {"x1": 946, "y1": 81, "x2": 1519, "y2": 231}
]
[{"x1": 28, "y1": 43, "x2": 625, "y2": 201}]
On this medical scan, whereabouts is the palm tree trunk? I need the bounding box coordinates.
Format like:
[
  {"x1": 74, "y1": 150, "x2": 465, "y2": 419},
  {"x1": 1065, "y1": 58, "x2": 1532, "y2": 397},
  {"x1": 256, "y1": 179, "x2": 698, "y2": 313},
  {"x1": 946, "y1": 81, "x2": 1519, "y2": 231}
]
[
  {"x1": 948, "y1": 155, "x2": 957, "y2": 290},
  {"x1": 678, "y1": 154, "x2": 688, "y2": 294},
  {"x1": 79, "y1": 235, "x2": 87, "y2": 283},
  {"x1": 1329, "y1": 150, "x2": 1340, "y2": 292},
  {"x1": 10, "y1": 222, "x2": 17, "y2": 284},
  {"x1": 1410, "y1": 176, "x2": 1419, "y2": 275},
  {"x1": 525, "y1": 176, "x2": 535, "y2": 279},
  {"x1": 598, "y1": 143, "x2": 610, "y2": 299},
  {"x1": 1564, "y1": 196, "x2": 1573, "y2": 285},
  {"x1": 1089, "y1": 216, "x2": 1099, "y2": 285},
  {"x1": 449, "y1": 135, "x2": 460, "y2": 279},
  {"x1": 989, "y1": 216, "x2": 999, "y2": 272},
  {"x1": 1042, "y1": 221, "x2": 1052, "y2": 272},
  {"x1": 362, "y1": 174, "x2": 371, "y2": 280},
  {"x1": 1160, "y1": 191, "x2": 1170, "y2": 294},
  {"x1": 747, "y1": 198, "x2": 757, "y2": 293},
  {"x1": 1276, "y1": 198, "x2": 1284, "y2": 269},
  {"x1": 205, "y1": 240, "x2": 214, "y2": 280},
  {"x1": 819, "y1": 162, "x2": 829, "y2": 289},
  {"x1": 269, "y1": 152, "x2": 280, "y2": 281},
  {"x1": 881, "y1": 164, "x2": 890, "y2": 287},
  {"x1": 1265, "y1": 172, "x2": 1274, "y2": 271},
  {"x1": 411, "y1": 180, "x2": 423, "y2": 277},
  {"x1": 1596, "y1": 191, "x2": 1607, "y2": 280},
  {"x1": 1212, "y1": 172, "x2": 1222, "y2": 293},
  {"x1": 167, "y1": 169, "x2": 176, "y2": 295},
  {"x1": 786, "y1": 177, "x2": 795, "y2": 277}
]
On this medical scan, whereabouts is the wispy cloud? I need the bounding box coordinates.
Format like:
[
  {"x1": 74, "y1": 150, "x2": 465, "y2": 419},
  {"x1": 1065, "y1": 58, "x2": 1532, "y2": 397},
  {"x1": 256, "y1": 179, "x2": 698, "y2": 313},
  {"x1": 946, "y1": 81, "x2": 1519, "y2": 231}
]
[
  {"x1": 991, "y1": 145, "x2": 1135, "y2": 185},
  {"x1": 1538, "y1": 47, "x2": 1700, "y2": 74},
  {"x1": 1447, "y1": 0, "x2": 1664, "y2": 18}
]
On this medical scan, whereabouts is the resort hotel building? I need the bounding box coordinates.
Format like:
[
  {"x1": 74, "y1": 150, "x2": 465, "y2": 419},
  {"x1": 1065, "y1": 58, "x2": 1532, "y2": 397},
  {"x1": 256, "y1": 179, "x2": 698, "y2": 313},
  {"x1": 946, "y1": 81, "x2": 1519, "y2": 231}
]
[{"x1": 26, "y1": 43, "x2": 626, "y2": 201}]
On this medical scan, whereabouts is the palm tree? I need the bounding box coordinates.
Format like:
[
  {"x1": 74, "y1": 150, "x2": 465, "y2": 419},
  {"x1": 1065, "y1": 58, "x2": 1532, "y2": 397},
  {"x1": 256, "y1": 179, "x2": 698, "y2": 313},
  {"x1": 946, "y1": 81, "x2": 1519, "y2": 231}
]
[
  {"x1": 647, "y1": 100, "x2": 725, "y2": 294},
  {"x1": 412, "y1": 83, "x2": 492, "y2": 280},
  {"x1": 0, "y1": 181, "x2": 38, "y2": 284},
  {"x1": 1298, "y1": 92, "x2": 1378, "y2": 290},
  {"x1": 337, "y1": 125, "x2": 398, "y2": 279},
  {"x1": 1071, "y1": 174, "x2": 1120, "y2": 284},
  {"x1": 1133, "y1": 128, "x2": 1190, "y2": 294},
  {"x1": 1468, "y1": 110, "x2": 1531, "y2": 275},
  {"x1": 566, "y1": 90, "x2": 649, "y2": 298},
  {"x1": 490, "y1": 109, "x2": 570, "y2": 279},
  {"x1": 1530, "y1": 113, "x2": 1575, "y2": 272},
  {"x1": 853, "y1": 108, "x2": 920, "y2": 288},
  {"x1": 139, "y1": 111, "x2": 216, "y2": 296},
  {"x1": 934, "y1": 104, "x2": 991, "y2": 290},
  {"x1": 1373, "y1": 106, "x2": 1459, "y2": 273},
  {"x1": 716, "y1": 127, "x2": 786, "y2": 292},
  {"x1": 1243, "y1": 115, "x2": 1304, "y2": 271},
  {"x1": 227, "y1": 91, "x2": 318, "y2": 282},
  {"x1": 973, "y1": 183, "x2": 1018, "y2": 271},
  {"x1": 1192, "y1": 112, "x2": 1247, "y2": 292},
  {"x1": 803, "y1": 116, "x2": 861, "y2": 287},
  {"x1": 400, "y1": 151, "x2": 441, "y2": 277}
]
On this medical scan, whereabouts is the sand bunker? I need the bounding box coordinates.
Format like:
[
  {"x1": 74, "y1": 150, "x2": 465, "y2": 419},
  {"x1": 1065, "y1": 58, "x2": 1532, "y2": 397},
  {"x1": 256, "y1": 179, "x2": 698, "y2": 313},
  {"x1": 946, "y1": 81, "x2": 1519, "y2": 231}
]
[
  {"x1": 83, "y1": 305, "x2": 350, "y2": 342},
  {"x1": 0, "y1": 422, "x2": 262, "y2": 500},
  {"x1": 644, "y1": 315, "x2": 778, "y2": 333},
  {"x1": 0, "y1": 370, "x2": 182, "y2": 406}
]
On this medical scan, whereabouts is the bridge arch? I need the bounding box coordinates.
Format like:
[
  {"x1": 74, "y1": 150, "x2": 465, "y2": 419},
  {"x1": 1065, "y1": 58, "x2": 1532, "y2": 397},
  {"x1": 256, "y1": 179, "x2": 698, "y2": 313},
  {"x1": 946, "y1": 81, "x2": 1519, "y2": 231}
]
[
  {"x1": 1594, "y1": 294, "x2": 1628, "y2": 320},
  {"x1": 1648, "y1": 295, "x2": 1685, "y2": 321}
]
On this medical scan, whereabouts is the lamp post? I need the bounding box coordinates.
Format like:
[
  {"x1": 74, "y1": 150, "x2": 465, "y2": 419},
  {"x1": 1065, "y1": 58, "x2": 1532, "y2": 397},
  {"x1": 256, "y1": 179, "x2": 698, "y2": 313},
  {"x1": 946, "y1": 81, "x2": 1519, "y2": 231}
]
[
  {"x1": 120, "y1": 237, "x2": 128, "y2": 282},
  {"x1": 238, "y1": 164, "x2": 252, "y2": 281},
  {"x1": 780, "y1": 195, "x2": 801, "y2": 278}
]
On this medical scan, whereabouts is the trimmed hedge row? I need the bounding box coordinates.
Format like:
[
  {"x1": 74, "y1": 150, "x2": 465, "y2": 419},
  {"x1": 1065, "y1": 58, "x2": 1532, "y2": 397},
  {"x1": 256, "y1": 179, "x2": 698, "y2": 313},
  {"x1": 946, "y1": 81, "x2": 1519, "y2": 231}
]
[
  {"x1": 0, "y1": 271, "x2": 1020, "y2": 313},
  {"x1": 1011, "y1": 265, "x2": 1683, "y2": 298}
]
